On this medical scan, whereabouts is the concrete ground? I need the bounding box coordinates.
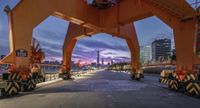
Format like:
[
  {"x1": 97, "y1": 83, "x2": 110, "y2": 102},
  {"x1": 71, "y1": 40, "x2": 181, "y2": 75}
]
[{"x1": 0, "y1": 70, "x2": 200, "y2": 108}]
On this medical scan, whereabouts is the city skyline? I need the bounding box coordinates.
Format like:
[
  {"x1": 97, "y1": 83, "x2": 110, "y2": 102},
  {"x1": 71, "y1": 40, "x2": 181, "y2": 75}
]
[{"x1": 1, "y1": 0, "x2": 194, "y2": 64}]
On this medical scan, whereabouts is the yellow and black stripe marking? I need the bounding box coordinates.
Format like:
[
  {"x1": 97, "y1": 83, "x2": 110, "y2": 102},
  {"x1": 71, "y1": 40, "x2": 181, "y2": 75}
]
[
  {"x1": 4, "y1": 81, "x2": 21, "y2": 96},
  {"x1": 186, "y1": 82, "x2": 200, "y2": 97},
  {"x1": 168, "y1": 80, "x2": 179, "y2": 91},
  {"x1": 8, "y1": 73, "x2": 22, "y2": 82},
  {"x1": 184, "y1": 74, "x2": 197, "y2": 82},
  {"x1": 27, "y1": 79, "x2": 36, "y2": 90},
  {"x1": 160, "y1": 78, "x2": 170, "y2": 85}
]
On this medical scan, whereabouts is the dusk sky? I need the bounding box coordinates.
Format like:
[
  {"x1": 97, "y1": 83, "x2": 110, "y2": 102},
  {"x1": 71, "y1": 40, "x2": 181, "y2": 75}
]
[{"x1": 0, "y1": 0, "x2": 194, "y2": 64}]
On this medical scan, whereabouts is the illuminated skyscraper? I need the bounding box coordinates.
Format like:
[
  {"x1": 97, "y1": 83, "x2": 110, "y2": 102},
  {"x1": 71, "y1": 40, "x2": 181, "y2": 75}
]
[
  {"x1": 97, "y1": 51, "x2": 100, "y2": 67},
  {"x1": 152, "y1": 38, "x2": 171, "y2": 61},
  {"x1": 140, "y1": 45, "x2": 152, "y2": 64}
]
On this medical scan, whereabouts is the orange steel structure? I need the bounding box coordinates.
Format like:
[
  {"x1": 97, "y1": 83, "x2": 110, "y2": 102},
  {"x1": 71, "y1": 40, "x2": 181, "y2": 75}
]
[{"x1": 0, "y1": 0, "x2": 199, "y2": 76}]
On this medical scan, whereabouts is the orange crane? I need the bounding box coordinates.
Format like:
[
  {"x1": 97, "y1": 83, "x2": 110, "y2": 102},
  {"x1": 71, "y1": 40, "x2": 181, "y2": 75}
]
[{"x1": 0, "y1": 0, "x2": 200, "y2": 97}]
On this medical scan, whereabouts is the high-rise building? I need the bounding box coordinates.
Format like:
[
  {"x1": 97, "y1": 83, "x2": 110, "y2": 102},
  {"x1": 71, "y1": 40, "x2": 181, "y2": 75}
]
[
  {"x1": 152, "y1": 38, "x2": 171, "y2": 61},
  {"x1": 97, "y1": 51, "x2": 100, "y2": 67},
  {"x1": 140, "y1": 45, "x2": 152, "y2": 64},
  {"x1": 101, "y1": 58, "x2": 104, "y2": 65}
]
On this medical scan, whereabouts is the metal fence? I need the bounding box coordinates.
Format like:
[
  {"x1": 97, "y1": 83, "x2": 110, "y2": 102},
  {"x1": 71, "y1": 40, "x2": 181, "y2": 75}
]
[
  {"x1": 39, "y1": 64, "x2": 61, "y2": 81},
  {"x1": 44, "y1": 72, "x2": 59, "y2": 81}
]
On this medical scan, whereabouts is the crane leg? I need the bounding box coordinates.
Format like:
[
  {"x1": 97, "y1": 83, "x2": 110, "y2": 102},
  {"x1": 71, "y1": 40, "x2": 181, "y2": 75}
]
[
  {"x1": 62, "y1": 23, "x2": 96, "y2": 79},
  {"x1": 120, "y1": 23, "x2": 142, "y2": 80}
]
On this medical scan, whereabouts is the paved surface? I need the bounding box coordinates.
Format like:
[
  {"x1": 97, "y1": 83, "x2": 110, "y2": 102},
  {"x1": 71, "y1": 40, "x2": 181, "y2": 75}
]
[{"x1": 0, "y1": 70, "x2": 200, "y2": 108}]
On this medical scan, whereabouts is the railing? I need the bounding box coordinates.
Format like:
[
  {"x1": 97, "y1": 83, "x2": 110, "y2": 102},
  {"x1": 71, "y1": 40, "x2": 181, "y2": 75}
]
[
  {"x1": 39, "y1": 64, "x2": 61, "y2": 81},
  {"x1": 44, "y1": 72, "x2": 59, "y2": 81},
  {"x1": 39, "y1": 64, "x2": 96, "y2": 80},
  {"x1": 142, "y1": 63, "x2": 176, "y2": 68},
  {"x1": 0, "y1": 64, "x2": 62, "y2": 81},
  {"x1": 0, "y1": 63, "x2": 96, "y2": 82}
]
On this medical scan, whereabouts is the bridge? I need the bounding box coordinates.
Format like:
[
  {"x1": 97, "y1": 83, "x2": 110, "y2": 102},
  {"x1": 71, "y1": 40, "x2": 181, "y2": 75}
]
[{"x1": 0, "y1": 0, "x2": 200, "y2": 108}]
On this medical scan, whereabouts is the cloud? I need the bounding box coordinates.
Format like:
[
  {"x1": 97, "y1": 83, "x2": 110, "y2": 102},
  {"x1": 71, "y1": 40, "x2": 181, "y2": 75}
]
[
  {"x1": 102, "y1": 52, "x2": 117, "y2": 55},
  {"x1": 45, "y1": 56, "x2": 62, "y2": 62},
  {"x1": 72, "y1": 49, "x2": 97, "y2": 60},
  {"x1": 77, "y1": 39, "x2": 129, "y2": 52},
  {"x1": 33, "y1": 29, "x2": 66, "y2": 46},
  {"x1": 32, "y1": 28, "x2": 67, "y2": 61},
  {"x1": 114, "y1": 56, "x2": 130, "y2": 60},
  {"x1": 71, "y1": 37, "x2": 131, "y2": 63}
]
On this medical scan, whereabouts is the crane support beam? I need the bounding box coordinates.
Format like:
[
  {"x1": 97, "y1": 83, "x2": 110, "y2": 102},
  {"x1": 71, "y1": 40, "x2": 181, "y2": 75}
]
[
  {"x1": 120, "y1": 23, "x2": 140, "y2": 74},
  {"x1": 63, "y1": 23, "x2": 97, "y2": 72},
  {"x1": 173, "y1": 19, "x2": 196, "y2": 70}
]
